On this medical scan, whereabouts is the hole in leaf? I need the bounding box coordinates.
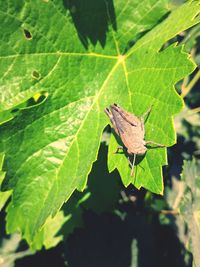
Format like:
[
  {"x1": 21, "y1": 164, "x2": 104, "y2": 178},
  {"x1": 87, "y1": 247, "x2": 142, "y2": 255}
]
[
  {"x1": 23, "y1": 29, "x2": 32, "y2": 40},
  {"x1": 8, "y1": 92, "x2": 48, "y2": 121},
  {"x1": 28, "y1": 91, "x2": 48, "y2": 106},
  {"x1": 32, "y1": 70, "x2": 41, "y2": 80}
]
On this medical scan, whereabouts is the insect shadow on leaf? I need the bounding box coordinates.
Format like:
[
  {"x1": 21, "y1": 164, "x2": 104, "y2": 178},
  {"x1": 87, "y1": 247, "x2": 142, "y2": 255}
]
[
  {"x1": 111, "y1": 129, "x2": 146, "y2": 178},
  {"x1": 63, "y1": 0, "x2": 116, "y2": 49}
]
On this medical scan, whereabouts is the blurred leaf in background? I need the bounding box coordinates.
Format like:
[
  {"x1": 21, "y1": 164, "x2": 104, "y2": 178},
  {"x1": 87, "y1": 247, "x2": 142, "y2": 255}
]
[
  {"x1": 180, "y1": 159, "x2": 200, "y2": 267},
  {"x1": 0, "y1": 234, "x2": 34, "y2": 267}
]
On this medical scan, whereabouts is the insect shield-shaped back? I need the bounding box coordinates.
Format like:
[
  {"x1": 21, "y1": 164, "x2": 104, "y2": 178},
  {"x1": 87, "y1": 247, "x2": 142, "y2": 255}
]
[
  {"x1": 105, "y1": 103, "x2": 164, "y2": 176},
  {"x1": 105, "y1": 104, "x2": 147, "y2": 155}
]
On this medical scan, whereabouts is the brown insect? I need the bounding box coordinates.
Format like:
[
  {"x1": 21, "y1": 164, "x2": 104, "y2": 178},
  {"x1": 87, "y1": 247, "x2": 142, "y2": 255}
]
[{"x1": 105, "y1": 103, "x2": 164, "y2": 176}]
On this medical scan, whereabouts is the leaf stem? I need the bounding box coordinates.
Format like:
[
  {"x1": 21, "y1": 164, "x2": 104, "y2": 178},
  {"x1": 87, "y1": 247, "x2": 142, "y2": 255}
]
[
  {"x1": 160, "y1": 209, "x2": 179, "y2": 215},
  {"x1": 181, "y1": 69, "x2": 200, "y2": 97},
  {"x1": 190, "y1": 107, "x2": 200, "y2": 114}
]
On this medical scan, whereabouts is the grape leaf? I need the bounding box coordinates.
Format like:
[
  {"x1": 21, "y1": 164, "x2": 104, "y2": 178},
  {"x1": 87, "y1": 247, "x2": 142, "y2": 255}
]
[{"x1": 0, "y1": 0, "x2": 199, "y2": 245}]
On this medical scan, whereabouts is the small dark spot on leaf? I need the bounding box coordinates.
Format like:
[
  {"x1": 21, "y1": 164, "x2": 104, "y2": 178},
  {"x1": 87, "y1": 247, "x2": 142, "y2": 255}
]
[
  {"x1": 28, "y1": 91, "x2": 48, "y2": 106},
  {"x1": 32, "y1": 70, "x2": 41, "y2": 80},
  {"x1": 193, "y1": 13, "x2": 200, "y2": 20},
  {"x1": 23, "y1": 29, "x2": 32, "y2": 40}
]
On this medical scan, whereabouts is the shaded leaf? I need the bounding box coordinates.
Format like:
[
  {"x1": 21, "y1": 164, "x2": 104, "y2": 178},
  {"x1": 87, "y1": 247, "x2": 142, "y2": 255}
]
[{"x1": 83, "y1": 142, "x2": 121, "y2": 213}]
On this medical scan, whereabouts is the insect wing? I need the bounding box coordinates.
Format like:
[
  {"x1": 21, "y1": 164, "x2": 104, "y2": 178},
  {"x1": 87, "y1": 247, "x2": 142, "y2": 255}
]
[
  {"x1": 111, "y1": 104, "x2": 138, "y2": 126},
  {"x1": 110, "y1": 107, "x2": 125, "y2": 134}
]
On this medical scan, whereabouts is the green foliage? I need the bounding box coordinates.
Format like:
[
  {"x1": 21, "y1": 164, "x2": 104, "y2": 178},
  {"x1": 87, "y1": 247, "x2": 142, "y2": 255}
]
[
  {"x1": 31, "y1": 210, "x2": 67, "y2": 250},
  {"x1": 165, "y1": 159, "x2": 200, "y2": 267},
  {"x1": 0, "y1": 0, "x2": 199, "y2": 247},
  {"x1": 175, "y1": 105, "x2": 200, "y2": 152},
  {"x1": 180, "y1": 159, "x2": 200, "y2": 267},
  {"x1": 55, "y1": 143, "x2": 121, "y2": 241},
  {"x1": 0, "y1": 154, "x2": 11, "y2": 211}
]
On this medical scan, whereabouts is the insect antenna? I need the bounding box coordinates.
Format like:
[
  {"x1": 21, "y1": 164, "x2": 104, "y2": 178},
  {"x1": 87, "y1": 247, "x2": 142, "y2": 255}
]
[{"x1": 131, "y1": 154, "x2": 136, "y2": 176}]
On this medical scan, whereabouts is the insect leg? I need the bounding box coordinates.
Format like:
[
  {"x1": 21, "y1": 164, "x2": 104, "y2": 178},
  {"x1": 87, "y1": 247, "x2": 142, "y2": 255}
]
[
  {"x1": 140, "y1": 105, "x2": 153, "y2": 131},
  {"x1": 131, "y1": 154, "x2": 136, "y2": 177},
  {"x1": 141, "y1": 104, "x2": 153, "y2": 121},
  {"x1": 145, "y1": 141, "x2": 165, "y2": 147}
]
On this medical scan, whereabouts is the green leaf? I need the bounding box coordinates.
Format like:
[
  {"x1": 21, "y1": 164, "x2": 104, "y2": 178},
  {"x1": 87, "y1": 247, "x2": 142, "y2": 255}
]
[
  {"x1": 31, "y1": 210, "x2": 67, "y2": 250},
  {"x1": 179, "y1": 159, "x2": 200, "y2": 267},
  {"x1": 0, "y1": 0, "x2": 199, "y2": 244},
  {"x1": 0, "y1": 153, "x2": 11, "y2": 211},
  {"x1": 59, "y1": 191, "x2": 89, "y2": 241}
]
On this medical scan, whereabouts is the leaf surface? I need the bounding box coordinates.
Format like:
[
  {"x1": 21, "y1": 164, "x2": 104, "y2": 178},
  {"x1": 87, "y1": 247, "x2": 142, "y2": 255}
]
[
  {"x1": 0, "y1": 0, "x2": 199, "y2": 243},
  {"x1": 31, "y1": 210, "x2": 67, "y2": 250}
]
